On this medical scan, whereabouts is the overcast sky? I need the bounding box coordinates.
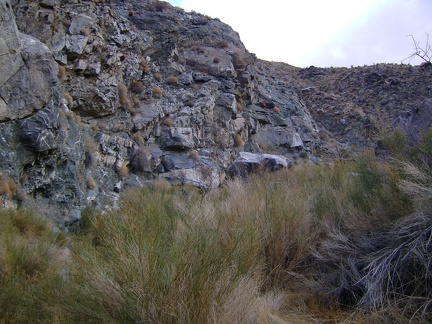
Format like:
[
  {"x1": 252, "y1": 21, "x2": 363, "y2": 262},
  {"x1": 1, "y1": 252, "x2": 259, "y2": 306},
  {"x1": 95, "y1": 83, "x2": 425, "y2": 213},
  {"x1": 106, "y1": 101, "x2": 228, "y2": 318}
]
[{"x1": 166, "y1": 0, "x2": 432, "y2": 68}]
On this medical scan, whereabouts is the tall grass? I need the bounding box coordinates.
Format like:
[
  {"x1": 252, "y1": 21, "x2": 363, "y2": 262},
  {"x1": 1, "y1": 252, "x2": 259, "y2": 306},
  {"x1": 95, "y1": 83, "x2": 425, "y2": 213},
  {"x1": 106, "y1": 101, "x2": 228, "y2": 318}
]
[
  {"x1": 1, "y1": 140, "x2": 431, "y2": 322},
  {"x1": 0, "y1": 209, "x2": 67, "y2": 323}
]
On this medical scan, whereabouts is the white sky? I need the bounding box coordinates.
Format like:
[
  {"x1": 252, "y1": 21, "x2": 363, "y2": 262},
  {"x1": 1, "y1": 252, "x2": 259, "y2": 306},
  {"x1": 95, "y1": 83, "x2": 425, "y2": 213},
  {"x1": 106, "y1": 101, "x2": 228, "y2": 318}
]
[{"x1": 166, "y1": 0, "x2": 432, "y2": 67}]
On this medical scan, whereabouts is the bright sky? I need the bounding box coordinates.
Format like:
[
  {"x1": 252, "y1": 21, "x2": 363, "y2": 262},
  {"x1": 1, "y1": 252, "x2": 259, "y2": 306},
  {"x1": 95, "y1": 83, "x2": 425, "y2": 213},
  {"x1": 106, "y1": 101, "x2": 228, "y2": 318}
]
[{"x1": 166, "y1": 0, "x2": 432, "y2": 67}]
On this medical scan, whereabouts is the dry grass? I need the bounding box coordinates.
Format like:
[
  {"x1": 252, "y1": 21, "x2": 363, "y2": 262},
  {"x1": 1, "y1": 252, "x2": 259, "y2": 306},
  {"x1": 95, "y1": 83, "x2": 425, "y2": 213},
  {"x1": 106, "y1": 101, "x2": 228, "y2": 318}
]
[
  {"x1": 118, "y1": 83, "x2": 133, "y2": 112},
  {"x1": 166, "y1": 75, "x2": 178, "y2": 85},
  {"x1": 86, "y1": 177, "x2": 96, "y2": 190},
  {"x1": 152, "y1": 87, "x2": 164, "y2": 98},
  {"x1": 2, "y1": 138, "x2": 432, "y2": 322},
  {"x1": 58, "y1": 65, "x2": 67, "y2": 82},
  {"x1": 117, "y1": 162, "x2": 129, "y2": 177},
  {"x1": 236, "y1": 101, "x2": 243, "y2": 112},
  {"x1": 153, "y1": 73, "x2": 162, "y2": 82},
  {"x1": 0, "y1": 172, "x2": 17, "y2": 198},
  {"x1": 62, "y1": 92, "x2": 74, "y2": 108},
  {"x1": 132, "y1": 133, "x2": 145, "y2": 145},
  {"x1": 130, "y1": 81, "x2": 145, "y2": 94},
  {"x1": 234, "y1": 133, "x2": 243, "y2": 147},
  {"x1": 161, "y1": 117, "x2": 174, "y2": 127}
]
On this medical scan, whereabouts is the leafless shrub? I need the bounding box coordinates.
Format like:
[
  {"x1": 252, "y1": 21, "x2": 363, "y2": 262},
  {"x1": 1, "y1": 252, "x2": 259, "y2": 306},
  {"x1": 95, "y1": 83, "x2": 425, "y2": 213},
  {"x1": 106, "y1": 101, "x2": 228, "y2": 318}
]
[{"x1": 402, "y1": 33, "x2": 432, "y2": 65}]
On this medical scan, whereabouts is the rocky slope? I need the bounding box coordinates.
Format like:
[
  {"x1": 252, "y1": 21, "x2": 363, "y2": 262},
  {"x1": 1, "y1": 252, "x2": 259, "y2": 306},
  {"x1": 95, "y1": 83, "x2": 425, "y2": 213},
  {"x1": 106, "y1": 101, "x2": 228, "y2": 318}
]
[{"x1": 0, "y1": 0, "x2": 430, "y2": 230}]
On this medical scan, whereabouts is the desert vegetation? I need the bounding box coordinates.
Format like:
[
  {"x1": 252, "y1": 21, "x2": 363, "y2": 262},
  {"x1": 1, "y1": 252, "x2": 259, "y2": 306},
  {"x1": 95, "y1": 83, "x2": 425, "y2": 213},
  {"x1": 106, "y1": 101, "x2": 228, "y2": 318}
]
[{"x1": 1, "y1": 130, "x2": 432, "y2": 323}]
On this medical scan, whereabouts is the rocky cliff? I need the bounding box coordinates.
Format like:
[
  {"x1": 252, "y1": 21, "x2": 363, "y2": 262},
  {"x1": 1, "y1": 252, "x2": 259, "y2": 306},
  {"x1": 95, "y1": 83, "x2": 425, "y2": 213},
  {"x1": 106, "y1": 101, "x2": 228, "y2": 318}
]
[{"x1": 0, "y1": 0, "x2": 430, "y2": 230}]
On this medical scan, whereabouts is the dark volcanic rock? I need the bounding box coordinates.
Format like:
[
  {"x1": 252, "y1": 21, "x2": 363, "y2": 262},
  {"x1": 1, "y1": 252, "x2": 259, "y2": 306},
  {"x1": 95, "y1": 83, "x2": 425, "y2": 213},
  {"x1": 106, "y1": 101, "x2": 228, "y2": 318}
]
[{"x1": 2, "y1": 0, "x2": 429, "y2": 230}]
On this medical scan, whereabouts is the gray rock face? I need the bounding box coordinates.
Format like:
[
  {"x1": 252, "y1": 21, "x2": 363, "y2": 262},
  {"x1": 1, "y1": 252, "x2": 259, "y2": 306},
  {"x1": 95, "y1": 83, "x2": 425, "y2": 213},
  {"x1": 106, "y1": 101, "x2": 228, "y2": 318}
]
[
  {"x1": 19, "y1": 103, "x2": 65, "y2": 153},
  {"x1": 0, "y1": 0, "x2": 322, "y2": 229},
  {"x1": 227, "y1": 152, "x2": 292, "y2": 177},
  {"x1": 0, "y1": 0, "x2": 58, "y2": 121}
]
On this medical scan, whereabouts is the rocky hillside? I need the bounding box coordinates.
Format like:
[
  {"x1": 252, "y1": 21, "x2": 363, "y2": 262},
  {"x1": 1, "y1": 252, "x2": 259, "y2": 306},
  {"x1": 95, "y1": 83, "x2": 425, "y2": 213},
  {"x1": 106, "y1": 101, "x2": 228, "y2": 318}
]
[{"x1": 0, "y1": 0, "x2": 430, "y2": 230}]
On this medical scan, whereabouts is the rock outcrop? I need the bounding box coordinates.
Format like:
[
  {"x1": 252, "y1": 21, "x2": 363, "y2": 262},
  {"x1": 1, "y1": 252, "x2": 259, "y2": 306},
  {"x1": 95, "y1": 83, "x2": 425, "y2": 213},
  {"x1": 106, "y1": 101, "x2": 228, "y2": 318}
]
[{"x1": 0, "y1": 0, "x2": 430, "y2": 230}]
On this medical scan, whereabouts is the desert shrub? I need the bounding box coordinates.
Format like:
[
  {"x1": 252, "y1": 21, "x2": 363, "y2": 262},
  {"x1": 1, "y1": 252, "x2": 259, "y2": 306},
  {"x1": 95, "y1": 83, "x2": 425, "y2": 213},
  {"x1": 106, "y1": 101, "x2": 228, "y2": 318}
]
[
  {"x1": 66, "y1": 184, "x2": 271, "y2": 323},
  {"x1": 152, "y1": 87, "x2": 164, "y2": 98},
  {"x1": 117, "y1": 162, "x2": 129, "y2": 177},
  {"x1": 236, "y1": 102, "x2": 243, "y2": 112},
  {"x1": 129, "y1": 147, "x2": 150, "y2": 173},
  {"x1": 381, "y1": 128, "x2": 406, "y2": 158},
  {"x1": 234, "y1": 133, "x2": 243, "y2": 147},
  {"x1": 0, "y1": 172, "x2": 17, "y2": 198},
  {"x1": 58, "y1": 65, "x2": 67, "y2": 82},
  {"x1": 132, "y1": 133, "x2": 145, "y2": 145},
  {"x1": 86, "y1": 176, "x2": 96, "y2": 190},
  {"x1": 166, "y1": 75, "x2": 178, "y2": 85},
  {"x1": 153, "y1": 73, "x2": 162, "y2": 82},
  {"x1": 354, "y1": 161, "x2": 432, "y2": 321},
  {"x1": 161, "y1": 117, "x2": 174, "y2": 127},
  {"x1": 118, "y1": 83, "x2": 133, "y2": 112},
  {"x1": 145, "y1": 1, "x2": 169, "y2": 12},
  {"x1": 189, "y1": 150, "x2": 200, "y2": 160},
  {"x1": 130, "y1": 81, "x2": 145, "y2": 94},
  {"x1": 138, "y1": 55, "x2": 150, "y2": 72},
  {"x1": 62, "y1": 92, "x2": 74, "y2": 108},
  {"x1": 215, "y1": 40, "x2": 229, "y2": 48}
]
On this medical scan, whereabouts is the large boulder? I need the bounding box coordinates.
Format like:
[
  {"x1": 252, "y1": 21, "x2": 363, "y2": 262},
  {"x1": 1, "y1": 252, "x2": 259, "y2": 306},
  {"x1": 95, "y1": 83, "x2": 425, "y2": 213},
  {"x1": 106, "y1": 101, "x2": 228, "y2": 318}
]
[
  {"x1": 227, "y1": 152, "x2": 292, "y2": 177},
  {"x1": 0, "y1": 0, "x2": 58, "y2": 121}
]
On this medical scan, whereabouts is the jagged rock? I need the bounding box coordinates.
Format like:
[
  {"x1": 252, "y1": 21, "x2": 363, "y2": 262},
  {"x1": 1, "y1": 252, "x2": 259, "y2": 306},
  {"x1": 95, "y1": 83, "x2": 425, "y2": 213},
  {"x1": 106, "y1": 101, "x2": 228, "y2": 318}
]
[
  {"x1": 160, "y1": 167, "x2": 221, "y2": 189},
  {"x1": 227, "y1": 152, "x2": 292, "y2": 177},
  {"x1": 69, "y1": 14, "x2": 93, "y2": 35},
  {"x1": 162, "y1": 127, "x2": 195, "y2": 150},
  {"x1": 161, "y1": 153, "x2": 195, "y2": 171},
  {"x1": 4, "y1": 0, "x2": 428, "y2": 231},
  {"x1": 18, "y1": 103, "x2": 65, "y2": 153},
  {"x1": 0, "y1": 0, "x2": 58, "y2": 121},
  {"x1": 392, "y1": 98, "x2": 432, "y2": 145},
  {"x1": 65, "y1": 35, "x2": 88, "y2": 60},
  {"x1": 70, "y1": 77, "x2": 119, "y2": 117}
]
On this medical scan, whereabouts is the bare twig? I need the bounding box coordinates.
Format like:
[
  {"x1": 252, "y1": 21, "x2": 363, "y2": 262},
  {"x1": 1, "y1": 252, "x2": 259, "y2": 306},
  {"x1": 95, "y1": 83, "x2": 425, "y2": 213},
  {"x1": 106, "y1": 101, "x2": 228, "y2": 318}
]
[{"x1": 402, "y1": 33, "x2": 432, "y2": 64}]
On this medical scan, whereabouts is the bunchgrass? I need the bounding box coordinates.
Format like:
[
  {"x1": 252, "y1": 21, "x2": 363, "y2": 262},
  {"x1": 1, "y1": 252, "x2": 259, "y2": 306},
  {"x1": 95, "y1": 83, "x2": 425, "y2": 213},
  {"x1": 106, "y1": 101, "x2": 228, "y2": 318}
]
[{"x1": 1, "y1": 134, "x2": 432, "y2": 322}]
